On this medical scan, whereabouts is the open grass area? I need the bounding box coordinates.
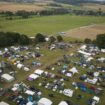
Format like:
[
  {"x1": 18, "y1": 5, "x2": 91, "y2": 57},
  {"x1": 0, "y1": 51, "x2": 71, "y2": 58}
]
[{"x1": 0, "y1": 15, "x2": 105, "y2": 37}]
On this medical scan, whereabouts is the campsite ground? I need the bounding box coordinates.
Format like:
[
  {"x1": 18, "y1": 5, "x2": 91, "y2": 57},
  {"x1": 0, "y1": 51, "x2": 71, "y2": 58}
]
[{"x1": 0, "y1": 43, "x2": 105, "y2": 105}]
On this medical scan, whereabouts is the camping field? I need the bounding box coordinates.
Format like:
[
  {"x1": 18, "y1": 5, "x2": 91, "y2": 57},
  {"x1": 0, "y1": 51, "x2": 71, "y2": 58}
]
[
  {"x1": 0, "y1": 15, "x2": 105, "y2": 39},
  {"x1": 0, "y1": 44, "x2": 105, "y2": 105}
]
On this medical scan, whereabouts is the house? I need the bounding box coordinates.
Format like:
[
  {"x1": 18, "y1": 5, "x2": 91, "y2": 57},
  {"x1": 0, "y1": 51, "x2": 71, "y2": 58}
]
[
  {"x1": 38, "y1": 98, "x2": 52, "y2": 105},
  {"x1": 58, "y1": 101, "x2": 68, "y2": 105},
  {"x1": 0, "y1": 101, "x2": 9, "y2": 105},
  {"x1": 1, "y1": 74, "x2": 14, "y2": 82}
]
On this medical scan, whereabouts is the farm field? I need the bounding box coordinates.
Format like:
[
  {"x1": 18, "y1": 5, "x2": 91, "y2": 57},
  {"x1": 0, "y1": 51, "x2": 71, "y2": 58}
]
[
  {"x1": 0, "y1": 2, "x2": 46, "y2": 12},
  {"x1": 0, "y1": 15, "x2": 105, "y2": 39},
  {"x1": 82, "y1": 3, "x2": 105, "y2": 12}
]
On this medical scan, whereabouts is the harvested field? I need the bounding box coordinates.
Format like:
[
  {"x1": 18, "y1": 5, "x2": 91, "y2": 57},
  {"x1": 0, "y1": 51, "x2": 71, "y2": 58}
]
[
  {"x1": 65, "y1": 24, "x2": 105, "y2": 40},
  {"x1": 82, "y1": 3, "x2": 105, "y2": 11},
  {"x1": 0, "y1": 2, "x2": 45, "y2": 12}
]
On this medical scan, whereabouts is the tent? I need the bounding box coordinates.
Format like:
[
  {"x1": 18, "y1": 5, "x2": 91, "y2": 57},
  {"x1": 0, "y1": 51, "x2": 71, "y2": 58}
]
[
  {"x1": 25, "y1": 90, "x2": 35, "y2": 96},
  {"x1": 80, "y1": 45, "x2": 87, "y2": 51},
  {"x1": 58, "y1": 101, "x2": 68, "y2": 105},
  {"x1": 69, "y1": 67, "x2": 78, "y2": 75},
  {"x1": 93, "y1": 96, "x2": 100, "y2": 103},
  {"x1": 26, "y1": 102, "x2": 34, "y2": 105},
  {"x1": 17, "y1": 63, "x2": 24, "y2": 69},
  {"x1": 0, "y1": 101, "x2": 9, "y2": 105},
  {"x1": 29, "y1": 74, "x2": 39, "y2": 80},
  {"x1": 78, "y1": 50, "x2": 91, "y2": 56},
  {"x1": 34, "y1": 69, "x2": 44, "y2": 75},
  {"x1": 85, "y1": 78, "x2": 98, "y2": 85},
  {"x1": 38, "y1": 98, "x2": 52, "y2": 105},
  {"x1": 1, "y1": 74, "x2": 14, "y2": 82},
  {"x1": 63, "y1": 89, "x2": 74, "y2": 97}
]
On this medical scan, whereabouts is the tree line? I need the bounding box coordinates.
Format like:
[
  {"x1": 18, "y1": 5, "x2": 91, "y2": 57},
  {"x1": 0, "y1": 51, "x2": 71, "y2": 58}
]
[
  {"x1": 0, "y1": 8, "x2": 105, "y2": 20},
  {"x1": 0, "y1": 32, "x2": 30, "y2": 47},
  {"x1": 0, "y1": 31, "x2": 105, "y2": 49}
]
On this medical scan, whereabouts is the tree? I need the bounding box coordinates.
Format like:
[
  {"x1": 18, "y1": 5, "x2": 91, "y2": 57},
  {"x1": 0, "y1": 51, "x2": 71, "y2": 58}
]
[
  {"x1": 95, "y1": 34, "x2": 105, "y2": 49},
  {"x1": 49, "y1": 36, "x2": 56, "y2": 44},
  {"x1": 18, "y1": 35, "x2": 30, "y2": 45},
  {"x1": 35, "y1": 33, "x2": 45, "y2": 44},
  {"x1": 84, "y1": 38, "x2": 92, "y2": 44},
  {"x1": 57, "y1": 35, "x2": 63, "y2": 42},
  {"x1": 0, "y1": 35, "x2": 8, "y2": 47}
]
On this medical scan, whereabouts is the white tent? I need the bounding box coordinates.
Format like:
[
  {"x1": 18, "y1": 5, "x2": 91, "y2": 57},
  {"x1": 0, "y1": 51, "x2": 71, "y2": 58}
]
[
  {"x1": 23, "y1": 67, "x2": 30, "y2": 71},
  {"x1": 80, "y1": 45, "x2": 87, "y2": 51},
  {"x1": 69, "y1": 67, "x2": 78, "y2": 75},
  {"x1": 1, "y1": 74, "x2": 14, "y2": 82},
  {"x1": 78, "y1": 50, "x2": 91, "y2": 56},
  {"x1": 85, "y1": 78, "x2": 98, "y2": 85},
  {"x1": 38, "y1": 98, "x2": 52, "y2": 105},
  {"x1": 63, "y1": 89, "x2": 74, "y2": 97},
  {"x1": 34, "y1": 69, "x2": 44, "y2": 75},
  {"x1": 58, "y1": 101, "x2": 68, "y2": 105},
  {"x1": 93, "y1": 96, "x2": 100, "y2": 103},
  {"x1": 65, "y1": 73, "x2": 72, "y2": 77},
  {"x1": 26, "y1": 102, "x2": 34, "y2": 105},
  {"x1": 29, "y1": 74, "x2": 39, "y2": 80},
  {"x1": 25, "y1": 90, "x2": 35, "y2": 96},
  {"x1": 0, "y1": 101, "x2": 9, "y2": 105},
  {"x1": 17, "y1": 63, "x2": 24, "y2": 69}
]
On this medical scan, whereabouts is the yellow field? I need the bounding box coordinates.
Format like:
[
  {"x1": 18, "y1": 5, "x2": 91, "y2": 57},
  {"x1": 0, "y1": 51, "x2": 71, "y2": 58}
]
[
  {"x1": 0, "y1": 2, "x2": 45, "y2": 12},
  {"x1": 82, "y1": 3, "x2": 105, "y2": 11}
]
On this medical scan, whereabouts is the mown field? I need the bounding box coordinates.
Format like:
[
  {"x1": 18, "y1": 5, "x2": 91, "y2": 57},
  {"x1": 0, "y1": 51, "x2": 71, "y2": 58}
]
[{"x1": 0, "y1": 15, "x2": 105, "y2": 38}]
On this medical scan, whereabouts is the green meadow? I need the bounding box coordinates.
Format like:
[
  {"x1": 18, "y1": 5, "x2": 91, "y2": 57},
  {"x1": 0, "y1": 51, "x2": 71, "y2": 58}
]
[{"x1": 0, "y1": 15, "x2": 105, "y2": 36}]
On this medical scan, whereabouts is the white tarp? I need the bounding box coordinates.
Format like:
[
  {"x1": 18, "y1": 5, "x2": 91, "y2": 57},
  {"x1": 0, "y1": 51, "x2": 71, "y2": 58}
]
[
  {"x1": 1, "y1": 74, "x2": 14, "y2": 82},
  {"x1": 34, "y1": 69, "x2": 44, "y2": 75},
  {"x1": 38, "y1": 98, "x2": 52, "y2": 105}
]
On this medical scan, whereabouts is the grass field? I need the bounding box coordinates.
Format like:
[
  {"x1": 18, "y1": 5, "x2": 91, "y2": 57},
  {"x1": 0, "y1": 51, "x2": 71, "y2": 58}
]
[{"x1": 0, "y1": 15, "x2": 105, "y2": 38}]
